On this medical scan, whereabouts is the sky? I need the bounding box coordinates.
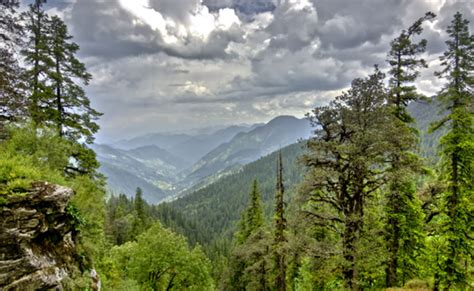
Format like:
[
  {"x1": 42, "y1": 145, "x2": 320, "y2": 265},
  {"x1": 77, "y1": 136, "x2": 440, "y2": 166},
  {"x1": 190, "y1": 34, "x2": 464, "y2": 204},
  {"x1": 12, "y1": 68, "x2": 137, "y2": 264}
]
[{"x1": 28, "y1": 0, "x2": 474, "y2": 143}]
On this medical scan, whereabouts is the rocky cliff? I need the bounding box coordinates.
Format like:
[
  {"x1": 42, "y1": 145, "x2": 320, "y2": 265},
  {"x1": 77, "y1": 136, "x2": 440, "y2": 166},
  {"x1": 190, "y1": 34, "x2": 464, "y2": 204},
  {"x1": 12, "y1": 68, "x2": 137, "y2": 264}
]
[{"x1": 0, "y1": 182, "x2": 81, "y2": 290}]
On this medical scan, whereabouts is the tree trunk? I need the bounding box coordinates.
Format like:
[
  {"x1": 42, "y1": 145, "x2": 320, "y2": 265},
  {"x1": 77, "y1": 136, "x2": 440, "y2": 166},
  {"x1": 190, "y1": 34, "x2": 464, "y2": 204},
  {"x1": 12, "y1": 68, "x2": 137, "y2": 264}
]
[{"x1": 55, "y1": 56, "x2": 63, "y2": 137}]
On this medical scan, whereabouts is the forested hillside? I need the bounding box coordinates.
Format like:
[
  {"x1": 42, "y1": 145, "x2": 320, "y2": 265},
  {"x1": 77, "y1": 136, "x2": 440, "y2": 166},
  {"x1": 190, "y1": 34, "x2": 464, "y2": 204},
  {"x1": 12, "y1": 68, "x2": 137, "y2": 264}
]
[{"x1": 171, "y1": 142, "x2": 306, "y2": 244}]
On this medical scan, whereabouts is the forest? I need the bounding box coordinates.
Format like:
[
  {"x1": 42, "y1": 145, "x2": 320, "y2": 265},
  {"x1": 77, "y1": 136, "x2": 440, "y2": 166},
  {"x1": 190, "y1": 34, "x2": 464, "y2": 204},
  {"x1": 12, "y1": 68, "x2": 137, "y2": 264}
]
[{"x1": 0, "y1": 1, "x2": 473, "y2": 290}]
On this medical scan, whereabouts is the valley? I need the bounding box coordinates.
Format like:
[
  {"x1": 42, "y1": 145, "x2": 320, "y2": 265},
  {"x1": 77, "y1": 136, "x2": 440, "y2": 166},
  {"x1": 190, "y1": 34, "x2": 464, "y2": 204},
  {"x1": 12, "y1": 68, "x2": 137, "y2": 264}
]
[{"x1": 95, "y1": 115, "x2": 312, "y2": 203}]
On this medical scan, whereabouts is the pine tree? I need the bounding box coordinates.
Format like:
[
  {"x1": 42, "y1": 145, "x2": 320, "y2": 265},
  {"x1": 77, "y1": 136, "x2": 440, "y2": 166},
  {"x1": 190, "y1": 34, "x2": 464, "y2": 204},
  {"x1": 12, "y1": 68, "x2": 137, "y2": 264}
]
[
  {"x1": 236, "y1": 179, "x2": 264, "y2": 244},
  {"x1": 230, "y1": 179, "x2": 269, "y2": 290},
  {"x1": 131, "y1": 187, "x2": 148, "y2": 238},
  {"x1": 387, "y1": 11, "x2": 435, "y2": 122},
  {"x1": 302, "y1": 68, "x2": 413, "y2": 289},
  {"x1": 22, "y1": 0, "x2": 52, "y2": 125},
  {"x1": 384, "y1": 12, "x2": 434, "y2": 287},
  {"x1": 273, "y1": 151, "x2": 287, "y2": 291},
  {"x1": 0, "y1": 1, "x2": 26, "y2": 140},
  {"x1": 22, "y1": 4, "x2": 101, "y2": 175},
  {"x1": 134, "y1": 187, "x2": 147, "y2": 224},
  {"x1": 431, "y1": 12, "x2": 473, "y2": 289},
  {"x1": 48, "y1": 15, "x2": 101, "y2": 143}
]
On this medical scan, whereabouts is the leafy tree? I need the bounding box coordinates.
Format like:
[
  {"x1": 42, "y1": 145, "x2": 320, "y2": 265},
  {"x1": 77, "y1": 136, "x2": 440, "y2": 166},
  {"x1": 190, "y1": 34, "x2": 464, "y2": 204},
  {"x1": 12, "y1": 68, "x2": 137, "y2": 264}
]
[
  {"x1": 111, "y1": 223, "x2": 214, "y2": 290},
  {"x1": 272, "y1": 151, "x2": 287, "y2": 291},
  {"x1": 384, "y1": 12, "x2": 434, "y2": 287},
  {"x1": 430, "y1": 12, "x2": 474, "y2": 289}
]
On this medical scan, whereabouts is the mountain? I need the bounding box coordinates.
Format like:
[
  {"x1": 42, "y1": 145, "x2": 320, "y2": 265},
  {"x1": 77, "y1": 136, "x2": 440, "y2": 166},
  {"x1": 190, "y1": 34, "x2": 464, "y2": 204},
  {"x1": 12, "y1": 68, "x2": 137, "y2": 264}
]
[
  {"x1": 113, "y1": 133, "x2": 191, "y2": 152},
  {"x1": 99, "y1": 162, "x2": 166, "y2": 204},
  {"x1": 113, "y1": 125, "x2": 258, "y2": 165},
  {"x1": 170, "y1": 125, "x2": 259, "y2": 164},
  {"x1": 185, "y1": 116, "x2": 311, "y2": 183},
  {"x1": 92, "y1": 144, "x2": 181, "y2": 203},
  {"x1": 127, "y1": 145, "x2": 188, "y2": 171},
  {"x1": 94, "y1": 101, "x2": 441, "y2": 205}
]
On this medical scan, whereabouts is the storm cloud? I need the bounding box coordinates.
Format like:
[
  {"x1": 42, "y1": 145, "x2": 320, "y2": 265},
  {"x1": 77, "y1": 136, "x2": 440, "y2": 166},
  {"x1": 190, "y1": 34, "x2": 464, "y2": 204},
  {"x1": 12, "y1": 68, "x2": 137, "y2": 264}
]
[{"x1": 35, "y1": 0, "x2": 473, "y2": 142}]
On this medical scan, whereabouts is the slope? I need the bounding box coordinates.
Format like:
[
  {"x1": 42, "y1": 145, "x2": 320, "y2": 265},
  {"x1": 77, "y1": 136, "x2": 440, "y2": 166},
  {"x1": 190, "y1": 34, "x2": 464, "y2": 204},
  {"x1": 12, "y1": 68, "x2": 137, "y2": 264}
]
[{"x1": 186, "y1": 116, "x2": 311, "y2": 183}]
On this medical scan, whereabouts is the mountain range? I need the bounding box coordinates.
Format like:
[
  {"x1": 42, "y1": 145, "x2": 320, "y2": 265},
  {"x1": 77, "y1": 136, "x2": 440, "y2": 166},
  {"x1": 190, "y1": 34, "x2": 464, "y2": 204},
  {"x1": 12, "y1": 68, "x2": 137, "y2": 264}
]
[
  {"x1": 94, "y1": 100, "x2": 441, "y2": 204},
  {"x1": 95, "y1": 116, "x2": 311, "y2": 202}
]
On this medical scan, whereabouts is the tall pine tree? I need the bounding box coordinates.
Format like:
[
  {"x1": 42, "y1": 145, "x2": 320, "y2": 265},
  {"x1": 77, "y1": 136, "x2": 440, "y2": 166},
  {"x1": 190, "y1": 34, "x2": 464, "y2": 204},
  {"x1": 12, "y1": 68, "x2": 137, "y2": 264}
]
[
  {"x1": 22, "y1": 3, "x2": 101, "y2": 175},
  {"x1": 48, "y1": 15, "x2": 100, "y2": 143},
  {"x1": 229, "y1": 179, "x2": 269, "y2": 290},
  {"x1": 0, "y1": 0, "x2": 26, "y2": 140},
  {"x1": 431, "y1": 12, "x2": 473, "y2": 289},
  {"x1": 22, "y1": 0, "x2": 52, "y2": 125},
  {"x1": 384, "y1": 12, "x2": 434, "y2": 287},
  {"x1": 273, "y1": 151, "x2": 287, "y2": 291}
]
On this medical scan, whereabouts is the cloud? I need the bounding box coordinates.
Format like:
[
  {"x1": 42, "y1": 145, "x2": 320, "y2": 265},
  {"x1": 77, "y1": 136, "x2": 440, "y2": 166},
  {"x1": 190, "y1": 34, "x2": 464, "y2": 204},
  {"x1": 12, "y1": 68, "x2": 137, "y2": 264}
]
[{"x1": 36, "y1": 0, "x2": 473, "y2": 142}]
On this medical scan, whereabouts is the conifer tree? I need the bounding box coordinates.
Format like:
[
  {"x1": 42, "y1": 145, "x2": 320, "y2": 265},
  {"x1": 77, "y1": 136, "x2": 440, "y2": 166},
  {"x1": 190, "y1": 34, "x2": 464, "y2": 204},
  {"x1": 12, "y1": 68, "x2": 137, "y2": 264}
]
[
  {"x1": 236, "y1": 179, "x2": 264, "y2": 244},
  {"x1": 48, "y1": 15, "x2": 101, "y2": 143},
  {"x1": 230, "y1": 179, "x2": 269, "y2": 290},
  {"x1": 302, "y1": 68, "x2": 413, "y2": 289},
  {"x1": 22, "y1": 3, "x2": 101, "y2": 175},
  {"x1": 22, "y1": 0, "x2": 52, "y2": 125},
  {"x1": 384, "y1": 12, "x2": 434, "y2": 287},
  {"x1": 273, "y1": 151, "x2": 287, "y2": 291},
  {"x1": 431, "y1": 12, "x2": 473, "y2": 289},
  {"x1": 0, "y1": 1, "x2": 25, "y2": 139},
  {"x1": 134, "y1": 187, "x2": 147, "y2": 224},
  {"x1": 387, "y1": 11, "x2": 436, "y2": 122}
]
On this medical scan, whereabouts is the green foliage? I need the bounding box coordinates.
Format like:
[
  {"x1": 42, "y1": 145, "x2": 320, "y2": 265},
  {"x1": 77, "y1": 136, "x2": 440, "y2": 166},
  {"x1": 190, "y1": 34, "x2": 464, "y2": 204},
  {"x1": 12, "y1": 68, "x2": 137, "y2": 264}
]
[
  {"x1": 385, "y1": 13, "x2": 433, "y2": 287},
  {"x1": 0, "y1": 124, "x2": 107, "y2": 285},
  {"x1": 430, "y1": 12, "x2": 474, "y2": 289},
  {"x1": 302, "y1": 68, "x2": 406, "y2": 289},
  {"x1": 387, "y1": 11, "x2": 435, "y2": 123},
  {"x1": 228, "y1": 180, "x2": 270, "y2": 290},
  {"x1": 236, "y1": 179, "x2": 265, "y2": 244},
  {"x1": 22, "y1": 3, "x2": 101, "y2": 175},
  {"x1": 110, "y1": 223, "x2": 214, "y2": 290},
  {"x1": 0, "y1": 125, "x2": 67, "y2": 196}
]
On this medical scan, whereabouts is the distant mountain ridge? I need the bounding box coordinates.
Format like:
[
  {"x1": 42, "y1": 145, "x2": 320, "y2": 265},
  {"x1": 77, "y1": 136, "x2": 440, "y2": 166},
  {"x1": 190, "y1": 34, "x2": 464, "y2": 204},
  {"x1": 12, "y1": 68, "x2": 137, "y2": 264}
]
[
  {"x1": 95, "y1": 117, "x2": 311, "y2": 202},
  {"x1": 94, "y1": 101, "x2": 440, "y2": 204},
  {"x1": 185, "y1": 116, "x2": 311, "y2": 183},
  {"x1": 113, "y1": 124, "x2": 259, "y2": 166}
]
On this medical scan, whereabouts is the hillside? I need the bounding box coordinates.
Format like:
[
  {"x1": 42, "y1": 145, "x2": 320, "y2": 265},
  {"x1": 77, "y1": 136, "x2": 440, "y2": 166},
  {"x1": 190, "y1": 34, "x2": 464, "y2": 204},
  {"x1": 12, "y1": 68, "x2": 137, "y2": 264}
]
[
  {"x1": 170, "y1": 142, "x2": 307, "y2": 243},
  {"x1": 91, "y1": 144, "x2": 177, "y2": 202},
  {"x1": 407, "y1": 99, "x2": 446, "y2": 162},
  {"x1": 186, "y1": 116, "x2": 311, "y2": 183}
]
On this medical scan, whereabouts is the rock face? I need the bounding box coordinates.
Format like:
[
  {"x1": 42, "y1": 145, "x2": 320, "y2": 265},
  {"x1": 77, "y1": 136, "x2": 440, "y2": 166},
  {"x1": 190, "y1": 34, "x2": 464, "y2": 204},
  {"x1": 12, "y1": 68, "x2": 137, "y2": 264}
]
[{"x1": 0, "y1": 182, "x2": 80, "y2": 290}]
